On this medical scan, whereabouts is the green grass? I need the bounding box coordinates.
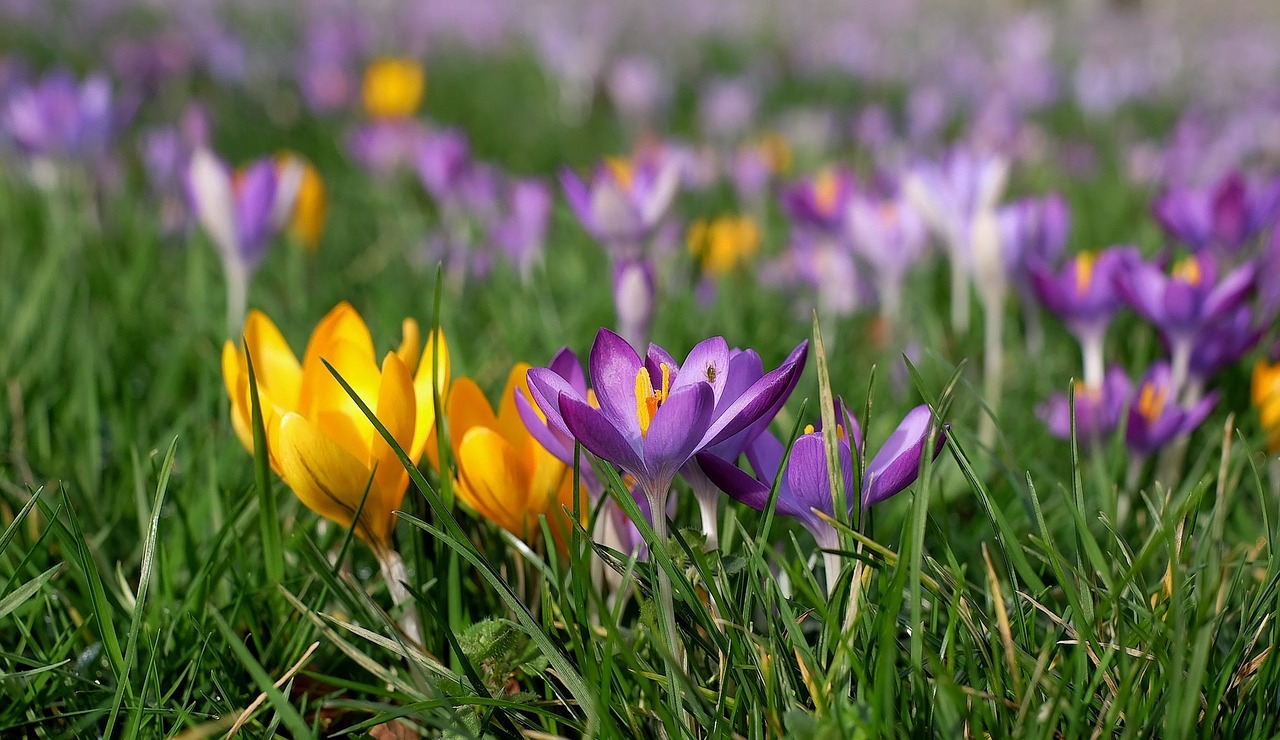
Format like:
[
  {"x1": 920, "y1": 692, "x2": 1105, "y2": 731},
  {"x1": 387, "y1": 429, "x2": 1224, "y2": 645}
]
[{"x1": 2, "y1": 54, "x2": 1280, "y2": 738}]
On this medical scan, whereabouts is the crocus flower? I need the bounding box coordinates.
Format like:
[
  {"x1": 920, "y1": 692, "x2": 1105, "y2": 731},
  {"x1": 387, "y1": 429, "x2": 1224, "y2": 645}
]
[
  {"x1": 698, "y1": 76, "x2": 759, "y2": 142},
  {"x1": 186, "y1": 148, "x2": 292, "y2": 334},
  {"x1": 1037, "y1": 366, "x2": 1132, "y2": 447},
  {"x1": 298, "y1": 18, "x2": 367, "y2": 113},
  {"x1": 846, "y1": 191, "x2": 929, "y2": 324},
  {"x1": 447, "y1": 363, "x2": 581, "y2": 549},
  {"x1": 1187, "y1": 306, "x2": 1264, "y2": 388},
  {"x1": 698, "y1": 402, "x2": 944, "y2": 593},
  {"x1": 1030, "y1": 246, "x2": 1136, "y2": 389},
  {"x1": 781, "y1": 167, "x2": 856, "y2": 234},
  {"x1": 362, "y1": 57, "x2": 426, "y2": 120},
  {"x1": 1124, "y1": 362, "x2": 1218, "y2": 457},
  {"x1": 1116, "y1": 251, "x2": 1256, "y2": 394},
  {"x1": 222, "y1": 304, "x2": 447, "y2": 640},
  {"x1": 1251, "y1": 353, "x2": 1280, "y2": 455},
  {"x1": 492, "y1": 179, "x2": 553, "y2": 280},
  {"x1": 902, "y1": 148, "x2": 1009, "y2": 334},
  {"x1": 1, "y1": 69, "x2": 114, "y2": 161},
  {"x1": 999, "y1": 193, "x2": 1070, "y2": 289},
  {"x1": 560, "y1": 154, "x2": 680, "y2": 254},
  {"x1": 527, "y1": 329, "x2": 807, "y2": 525},
  {"x1": 605, "y1": 55, "x2": 669, "y2": 130},
  {"x1": 1153, "y1": 172, "x2": 1280, "y2": 253},
  {"x1": 728, "y1": 132, "x2": 792, "y2": 205},
  {"x1": 275, "y1": 152, "x2": 328, "y2": 252},
  {"x1": 415, "y1": 128, "x2": 472, "y2": 204},
  {"x1": 687, "y1": 214, "x2": 761, "y2": 279},
  {"x1": 347, "y1": 118, "x2": 429, "y2": 176}
]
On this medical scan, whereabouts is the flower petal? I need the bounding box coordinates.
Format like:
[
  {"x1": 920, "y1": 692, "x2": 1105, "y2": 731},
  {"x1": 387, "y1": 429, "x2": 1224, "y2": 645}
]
[
  {"x1": 558, "y1": 394, "x2": 645, "y2": 480},
  {"x1": 371, "y1": 351, "x2": 417, "y2": 524},
  {"x1": 702, "y1": 340, "x2": 808, "y2": 448},
  {"x1": 456, "y1": 426, "x2": 527, "y2": 536},
  {"x1": 242, "y1": 309, "x2": 301, "y2": 408},
  {"x1": 274, "y1": 412, "x2": 384, "y2": 549},
  {"x1": 863, "y1": 405, "x2": 942, "y2": 506},
  {"x1": 446, "y1": 377, "x2": 498, "y2": 462},
  {"x1": 641, "y1": 382, "x2": 715, "y2": 487},
  {"x1": 588, "y1": 327, "x2": 644, "y2": 438}
]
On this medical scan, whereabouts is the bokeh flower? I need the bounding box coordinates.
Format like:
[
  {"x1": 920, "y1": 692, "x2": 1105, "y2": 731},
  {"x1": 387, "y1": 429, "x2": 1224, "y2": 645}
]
[
  {"x1": 1124, "y1": 362, "x2": 1217, "y2": 457},
  {"x1": 362, "y1": 57, "x2": 426, "y2": 120},
  {"x1": 1251, "y1": 354, "x2": 1280, "y2": 455}
]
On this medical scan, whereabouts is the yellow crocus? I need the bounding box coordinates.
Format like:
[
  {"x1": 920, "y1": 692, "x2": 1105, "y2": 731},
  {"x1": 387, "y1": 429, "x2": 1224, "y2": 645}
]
[
  {"x1": 687, "y1": 214, "x2": 761, "y2": 277},
  {"x1": 446, "y1": 363, "x2": 580, "y2": 549},
  {"x1": 362, "y1": 57, "x2": 426, "y2": 120},
  {"x1": 222, "y1": 302, "x2": 449, "y2": 555},
  {"x1": 1252, "y1": 359, "x2": 1280, "y2": 454},
  {"x1": 276, "y1": 153, "x2": 327, "y2": 252}
]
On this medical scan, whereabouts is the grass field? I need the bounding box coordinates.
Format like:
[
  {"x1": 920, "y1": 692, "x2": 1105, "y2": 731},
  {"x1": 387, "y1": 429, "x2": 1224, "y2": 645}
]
[{"x1": 4, "y1": 4, "x2": 1280, "y2": 737}]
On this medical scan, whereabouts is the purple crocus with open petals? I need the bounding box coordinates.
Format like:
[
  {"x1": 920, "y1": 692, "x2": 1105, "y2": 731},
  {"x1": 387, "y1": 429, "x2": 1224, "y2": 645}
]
[
  {"x1": 781, "y1": 167, "x2": 856, "y2": 234},
  {"x1": 846, "y1": 190, "x2": 929, "y2": 323},
  {"x1": 1000, "y1": 193, "x2": 1070, "y2": 288},
  {"x1": 697, "y1": 401, "x2": 944, "y2": 593},
  {"x1": 2, "y1": 69, "x2": 114, "y2": 160},
  {"x1": 1116, "y1": 251, "x2": 1256, "y2": 393},
  {"x1": 1153, "y1": 172, "x2": 1280, "y2": 253},
  {"x1": 526, "y1": 329, "x2": 808, "y2": 541},
  {"x1": 1186, "y1": 306, "x2": 1265, "y2": 389},
  {"x1": 1030, "y1": 246, "x2": 1137, "y2": 389},
  {"x1": 1125, "y1": 362, "x2": 1218, "y2": 457},
  {"x1": 560, "y1": 155, "x2": 680, "y2": 254},
  {"x1": 1037, "y1": 366, "x2": 1132, "y2": 447}
]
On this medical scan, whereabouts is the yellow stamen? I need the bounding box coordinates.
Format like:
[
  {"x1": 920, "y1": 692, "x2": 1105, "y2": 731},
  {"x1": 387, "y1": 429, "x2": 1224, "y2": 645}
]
[
  {"x1": 813, "y1": 168, "x2": 840, "y2": 216},
  {"x1": 1172, "y1": 257, "x2": 1202, "y2": 285},
  {"x1": 634, "y1": 363, "x2": 671, "y2": 437},
  {"x1": 1074, "y1": 252, "x2": 1097, "y2": 296},
  {"x1": 605, "y1": 156, "x2": 635, "y2": 191},
  {"x1": 1136, "y1": 382, "x2": 1167, "y2": 425},
  {"x1": 803, "y1": 424, "x2": 816, "y2": 435}
]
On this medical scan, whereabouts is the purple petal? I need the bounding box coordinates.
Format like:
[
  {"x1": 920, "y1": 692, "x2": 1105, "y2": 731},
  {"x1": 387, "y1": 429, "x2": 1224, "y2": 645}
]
[
  {"x1": 527, "y1": 367, "x2": 585, "y2": 441},
  {"x1": 558, "y1": 394, "x2": 645, "y2": 478},
  {"x1": 669, "y1": 336, "x2": 730, "y2": 398},
  {"x1": 588, "y1": 328, "x2": 643, "y2": 438},
  {"x1": 701, "y1": 341, "x2": 809, "y2": 447},
  {"x1": 863, "y1": 405, "x2": 943, "y2": 506},
  {"x1": 641, "y1": 382, "x2": 715, "y2": 487},
  {"x1": 234, "y1": 159, "x2": 279, "y2": 267}
]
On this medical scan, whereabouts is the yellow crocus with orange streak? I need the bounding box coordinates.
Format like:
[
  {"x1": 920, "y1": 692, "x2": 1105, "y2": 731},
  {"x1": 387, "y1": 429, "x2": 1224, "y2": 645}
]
[
  {"x1": 446, "y1": 364, "x2": 581, "y2": 549},
  {"x1": 221, "y1": 302, "x2": 449, "y2": 557},
  {"x1": 362, "y1": 57, "x2": 426, "y2": 120},
  {"x1": 687, "y1": 214, "x2": 761, "y2": 277},
  {"x1": 276, "y1": 153, "x2": 327, "y2": 252},
  {"x1": 1252, "y1": 359, "x2": 1280, "y2": 454}
]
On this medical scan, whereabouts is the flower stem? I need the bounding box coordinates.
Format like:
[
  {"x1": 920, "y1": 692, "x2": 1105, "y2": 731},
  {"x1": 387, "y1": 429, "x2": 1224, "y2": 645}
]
[
  {"x1": 1169, "y1": 339, "x2": 1192, "y2": 399},
  {"x1": 645, "y1": 486, "x2": 686, "y2": 688},
  {"x1": 378, "y1": 549, "x2": 422, "y2": 645},
  {"x1": 695, "y1": 489, "x2": 720, "y2": 551},
  {"x1": 823, "y1": 549, "x2": 843, "y2": 598},
  {"x1": 979, "y1": 285, "x2": 1005, "y2": 450},
  {"x1": 1081, "y1": 332, "x2": 1105, "y2": 391},
  {"x1": 949, "y1": 251, "x2": 970, "y2": 336}
]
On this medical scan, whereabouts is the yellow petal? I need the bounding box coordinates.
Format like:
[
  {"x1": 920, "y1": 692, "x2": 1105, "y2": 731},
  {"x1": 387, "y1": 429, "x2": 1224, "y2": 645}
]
[
  {"x1": 299, "y1": 338, "x2": 383, "y2": 462},
  {"x1": 288, "y1": 161, "x2": 327, "y2": 251},
  {"x1": 222, "y1": 341, "x2": 253, "y2": 455},
  {"x1": 446, "y1": 377, "x2": 497, "y2": 463},
  {"x1": 371, "y1": 352, "x2": 417, "y2": 524},
  {"x1": 243, "y1": 309, "x2": 302, "y2": 409},
  {"x1": 413, "y1": 329, "x2": 450, "y2": 465},
  {"x1": 273, "y1": 412, "x2": 386, "y2": 549},
  {"x1": 300, "y1": 303, "x2": 375, "y2": 380},
  {"x1": 362, "y1": 58, "x2": 426, "y2": 120},
  {"x1": 456, "y1": 427, "x2": 527, "y2": 536},
  {"x1": 396, "y1": 318, "x2": 421, "y2": 371},
  {"x1": 496, "y1": 363, "x2": 535, "y2": 448}
]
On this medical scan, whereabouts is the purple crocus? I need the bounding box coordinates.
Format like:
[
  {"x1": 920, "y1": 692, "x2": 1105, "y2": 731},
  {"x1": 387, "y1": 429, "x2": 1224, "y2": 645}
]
[
  {"x1": 560, "y1": 154, "x2": 680, "y2": 254},
  {"x1": 698, "y1": 401, "x2": 944, "y2": 593},
  {"x1": 527, "y1": 329, "x2": 808, "y2": 537},
  {"x1": 1116, "y1": 251, "x2": 1256, "y2": 393},
  {"x1": 2, "y1": 68, "x2": 114, "y2": 163},
  {"x1": 1125, "y1": 362, "x2": 1218, "y2": 457},
  {"x1": 1186, "y1": 306, "x2": 1264, "y2": 390},
  {"x1": 346, "y1": 119, "x2": 428, "y2": 177},
  {"x1": 1037, "y1": 366, "x2": 1132, "y2": 447},
  {"x1": 846, "y1": 191, "x2": 929, "y2": 324},
  {"x1": 1153, "y1": 172, "x2": 1280, "y2": 253},
  {"x1": 781, "y1": 167, "x2": 856, "y2": 234},
  {"x1": 1030, "y1": 246, "x2": 1136, "y2": 389},
  {"x1": 415, "y1": 128, "x2": 472, "y2": 204},
  {"x1": 186, "y1": 148, "x2": 287, "y2": 334},
  {"x1": 1001, "y1": 193, "x2": 1071, "y2": 354},
  {"x1": 492, "y1": 178, "x2": 552, "y2": 280}
]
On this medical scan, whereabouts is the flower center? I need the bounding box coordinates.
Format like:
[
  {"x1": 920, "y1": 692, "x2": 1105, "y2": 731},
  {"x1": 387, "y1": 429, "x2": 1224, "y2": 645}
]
[
  {"x1": 1136, "y1": 382, "x2": 1167, "y2": 425},
  {"x1": 605, "y1": 156, "x2": 635, "y2": 191},
  {"x1": 1172, "y1": 257, "x2": 1202, "y2": 285},
  {"x1": 635, "y1": 362, "x2": 671, "y2": 437},
  {"x1": 1074, "y1": 252, "x2": 1097, "y2": 296},
  {"x1": 813, "y1": 168, "x2": 841, "y2": 216}
]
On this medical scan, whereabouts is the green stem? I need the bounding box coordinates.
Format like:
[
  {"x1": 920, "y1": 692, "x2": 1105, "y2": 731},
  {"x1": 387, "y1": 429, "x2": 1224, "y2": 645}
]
[{"x1": 646, "y1": 486, "x2": 686, "y2": 713}]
